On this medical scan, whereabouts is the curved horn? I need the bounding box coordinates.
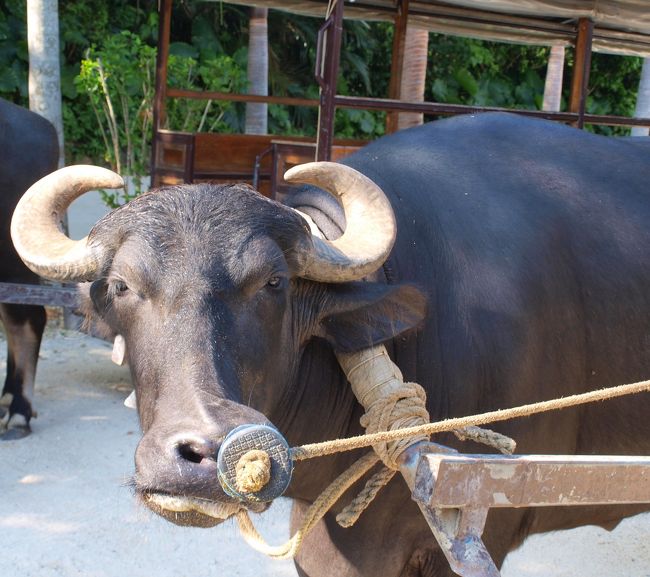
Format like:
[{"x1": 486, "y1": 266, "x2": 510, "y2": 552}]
[
  {"x1": 11, "y1": 165, "x2": 124, "y2": 282},
  {"x1": 284, "y1": 162, "x2": 396, "y2": 282}
]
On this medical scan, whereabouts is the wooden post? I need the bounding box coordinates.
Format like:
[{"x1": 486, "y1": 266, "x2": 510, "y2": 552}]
[
  {"x1": 150, "y1": 0, "x2": 173, "y2": 182},
  {"x1": 569, "y1": 18, "x2": 594, "y2": 129},
  {"x1": 315, "y1": 0, "x2": 344, "y2": 162},
  {"x1": 386, "y1": 0, "x2": 410, "y2": 134}
]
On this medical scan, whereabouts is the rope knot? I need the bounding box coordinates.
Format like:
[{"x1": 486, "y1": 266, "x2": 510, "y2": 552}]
[
  {"x1": 360, "y1": 381, "x2": 430, "y2": 470},
  {"x1": 235, "y1": 449, "x2": 271, "y2": 493}
]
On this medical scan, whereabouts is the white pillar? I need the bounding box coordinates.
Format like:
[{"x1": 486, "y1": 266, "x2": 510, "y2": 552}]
[
  {"x1": 245, "y1": 7, "x2": 268, "y2": 135},
  {"x1": 27, "y1": 0, "x2": 64, "y2": 167},
  {"x1": 542, "y1": 45, "x2": 565, "y2": 112},
  {"x1": 632, "y1": 58, "x2": 650, "y2": 137}
]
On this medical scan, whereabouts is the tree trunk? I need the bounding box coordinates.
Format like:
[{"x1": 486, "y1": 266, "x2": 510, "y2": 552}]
[
  {"x1": 27, "y1": 0, "x2": 64, "y2": 167},
  {"x1": 632, "y1": 58, "x2": 650, "y2": 137},
  {"x1": 396, "y1": 26, "x2": 429, "y2": 131},
  {"x1": 245, "y1": 7, "x2": 268, "y2": 135},
  {"x1": 542, "y1": 45, "x2": 565, "y2": 112}
]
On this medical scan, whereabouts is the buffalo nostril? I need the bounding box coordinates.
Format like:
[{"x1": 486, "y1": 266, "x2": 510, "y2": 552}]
[{"x1": 175, "y1": 437, "x2": 217, "y2": 464}]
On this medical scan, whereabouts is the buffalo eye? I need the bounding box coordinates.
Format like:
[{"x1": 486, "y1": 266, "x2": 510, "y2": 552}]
[
  {"x1": 113, "y1": 280, "x2": 129, "y2": 296},
  {"x1": 267, "y1": 276, "x2": 283, "y2": 289}
]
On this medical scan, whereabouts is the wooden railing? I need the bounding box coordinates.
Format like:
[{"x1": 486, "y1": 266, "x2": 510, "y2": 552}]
[{"x1": 152, "y1": 130, "x2": 366, "y2": 199}]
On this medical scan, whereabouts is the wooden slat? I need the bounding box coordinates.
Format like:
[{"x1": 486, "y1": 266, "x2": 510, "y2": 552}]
[
  {"x1": 0, "y1": 282, "x2": 78, "y2": 308},
  {"x1": 414, "y1": 453, "x2": 650, "y2": 509},
  {"x1": 569, "y1": 18, "x2": 595, "y2": 128},
  {"x1": 166, "y1": 88, "x2": 318, "y2": 108},
  {"x1": 153, "y1": 131, "x2": 367, "y2": 197}
]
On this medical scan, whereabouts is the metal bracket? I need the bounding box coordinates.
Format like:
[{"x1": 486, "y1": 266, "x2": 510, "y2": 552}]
[
  {"x1": 399, "y1": 443, "x2": 499, "y2": 576},
  {"x1": 414, "y1": 503, "x2": 498, "y2": 577},
  {"x1": 400, "y1": 445, "x2": 650, "y2": 577}
]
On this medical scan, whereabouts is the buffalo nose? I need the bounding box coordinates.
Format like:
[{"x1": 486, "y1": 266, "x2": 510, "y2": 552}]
[{"x1": 173, "y1": 434, "x2": 219, "y2": 464}]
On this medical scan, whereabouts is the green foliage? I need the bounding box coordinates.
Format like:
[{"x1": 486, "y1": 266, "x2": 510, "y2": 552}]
[
  {"x1": 75, "y1": 31, "x2": 156, "y2": 204},
  {"x1": 0, "y1": 0, "x2": 646, "y2": 203},
  {"x1": 0, "y1": 0, "x2": 28, "y2": 100},
  {"x1": 427, "y1": 36, "x2": 548, "y2": 111},
  {"x1": 585, "y1": 53, "x2": 643, "y2": 135},
  {"x1": 165, "y1": 46, "x2": 246, "y2": 133},
  {"x1": 73, "y1": 23, "x2": 247, "y2": 206}
]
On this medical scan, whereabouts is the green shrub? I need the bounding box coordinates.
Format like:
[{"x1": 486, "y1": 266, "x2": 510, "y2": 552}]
[{"x1": 74, "y1": 29, "x2": 246, "y2": 206}]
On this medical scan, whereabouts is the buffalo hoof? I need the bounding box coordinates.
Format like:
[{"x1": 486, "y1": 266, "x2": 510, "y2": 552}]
[
  {"x1": 1, "y1": 424, "x2": 31, "y2": 441},
  {"x1": 0, "y1": 411, "x2": 32, "y2": 440}
]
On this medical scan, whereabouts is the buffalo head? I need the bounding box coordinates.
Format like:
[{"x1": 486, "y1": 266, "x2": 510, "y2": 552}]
[{"x1": 11, "y1": 163, "x2": 425, "y2": 527}]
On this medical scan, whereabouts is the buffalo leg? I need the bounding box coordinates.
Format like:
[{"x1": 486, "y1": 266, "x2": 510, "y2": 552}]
[{"x1": 0, "y1": 303, "x2": 46, "y2": 439}]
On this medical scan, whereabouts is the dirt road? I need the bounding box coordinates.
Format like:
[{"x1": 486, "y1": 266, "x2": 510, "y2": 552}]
[{"x1": 2, "y1": 329, "x2": 649, "y2": 577}]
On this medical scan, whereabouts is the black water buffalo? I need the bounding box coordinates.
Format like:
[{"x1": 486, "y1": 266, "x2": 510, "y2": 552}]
[
  {"x1": 10, "y1": 112, "x2": 650, "y2": 575},
  {"x1": 0, "y1": 98, "x2": 58, "y2": 439}
]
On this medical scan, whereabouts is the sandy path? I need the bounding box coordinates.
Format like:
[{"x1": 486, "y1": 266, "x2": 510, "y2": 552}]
[{"x1": 1, "y1": 330, "x2": 649, "y2": 577}]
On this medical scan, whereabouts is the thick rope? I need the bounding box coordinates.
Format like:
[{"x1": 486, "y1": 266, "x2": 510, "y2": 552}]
[
  {"x1": 452, "y1": 425, "x2": 517, "y2": 454},
  {"x1": 235, "y1": 376, "x2": 650, "y2": 560},
  {"x1": 236, "y1": 451, "x2": 379, "y2": 559},
  {"x1": 291, "y1": 378, "x2": 650, "y2": 461},
  {"x1": 359, "y1": 381, "x2": 430, "y2": 470},
  {"x1": 236, "y1": 449, "x2": 271, "y2": 494},
  {"x1": 235, "y1": 350, "x2": 519, "y2": 558},
  {"x1": 334, "y1": 423, "x2": 516, "y2": 529},
  {"x1": 335, "y1": 466, "x2": 396, "y2": 528}
]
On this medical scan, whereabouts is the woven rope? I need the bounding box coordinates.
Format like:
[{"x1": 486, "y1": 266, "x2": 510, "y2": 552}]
[
  {"x1": 291, "y1": 378, "x2": 650, "y2": 461},
  {"x1": 235, "y1": 449, "x2": 271, "y2": 493},
  {"x1": 236, "y1": 452, "x2": 379, "y2": 559},
  {"x1": 335, "y1": 466, "x2": 396, "y2": 528},
  {"x1": 453, "y1": 425, "x2": 516, "y2": 454},
  {"x1": 232, "y1": 321, "x2": 650, "y2": 560},
  {"x1": 236, "y1": 377, "x2": 650, "y2": 559},
  {"x1": 359, "y1": 382, "x2": 430, "y2": 470}
]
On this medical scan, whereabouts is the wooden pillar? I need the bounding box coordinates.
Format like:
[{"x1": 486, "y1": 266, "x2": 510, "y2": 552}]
[
  {"x1": 315, "y1": 0, "x2": 344, "y2": 161},
  {"x1": 569, "y1": 18, "x2": 594, "y2": 129},
  {"x1": 150, "y1": 0, "x2": 172, "y2": 180},
  {"x1": 386, "y1": 0, "x2": 409, "y2": 134}
]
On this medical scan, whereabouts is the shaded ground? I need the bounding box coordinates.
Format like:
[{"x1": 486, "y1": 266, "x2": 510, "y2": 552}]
[{"x1": 1, "y1": 329, "x2": 649, "y2": 577}]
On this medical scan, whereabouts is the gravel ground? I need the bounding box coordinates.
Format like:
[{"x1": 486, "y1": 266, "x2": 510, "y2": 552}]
[{"x1": 1, "y1": 327, "x2": 649, "y2": 577}]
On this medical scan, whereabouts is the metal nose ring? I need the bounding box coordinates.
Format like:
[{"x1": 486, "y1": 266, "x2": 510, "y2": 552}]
[{"x1": 217, "y1": 424, "x2": 293, "y2": 503}]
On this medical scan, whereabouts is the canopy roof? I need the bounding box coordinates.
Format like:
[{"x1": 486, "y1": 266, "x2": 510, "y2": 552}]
[{"x1": 213, "y1": 0, "x2": 650, "y2": 57}]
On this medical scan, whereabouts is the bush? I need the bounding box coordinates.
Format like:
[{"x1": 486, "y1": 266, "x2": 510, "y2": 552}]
[
  {"x1": 74, "y1": 29, "x2": 247, "y2": 206},
  {"x1": 76, "y1": 32, "x2": 156, "y2": 188}
]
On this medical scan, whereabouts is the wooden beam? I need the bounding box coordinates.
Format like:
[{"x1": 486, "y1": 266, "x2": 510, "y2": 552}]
[
  {"x1": 569, "y1": 17, "x2": 594, "y2": 128},
  {"x1": 414, "y1": 453, "x2": 650, "y2": 509},
  {"x1": 0, "y1": 282, "x2": 78, "y2": 308},
  {"x1": 166, "y1": 87, "x2": 318, "y2": 108},
  {"x1": 386, "y1": 0, "x2": 410, "y2": 134},
  {"x1": 150, "y1": 0, "x2": 173, "y2": 176},
  {"x1": 315, "y1": 0, "x2": 344, "y2": 161}
]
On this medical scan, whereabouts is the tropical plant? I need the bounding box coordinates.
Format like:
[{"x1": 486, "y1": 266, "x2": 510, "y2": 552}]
[
  {"x1": 74, "y1": 26, "x2": 247, "y2": 206},
  {"x1": 76, "y1": 31, "x2": 156, "y2": 204},
  {"x1": 165, "y1": 43, "x2": 246, "y2": 133}
]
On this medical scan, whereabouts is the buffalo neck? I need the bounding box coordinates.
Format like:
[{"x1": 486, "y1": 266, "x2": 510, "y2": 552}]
[{"x1": 271, "y1": 338, "x2": 368, "y2": 503}]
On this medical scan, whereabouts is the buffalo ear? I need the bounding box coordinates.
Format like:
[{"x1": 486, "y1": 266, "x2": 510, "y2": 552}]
[{"x1": 316, "y1": 282, "x2": 427, "y2": 353}]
